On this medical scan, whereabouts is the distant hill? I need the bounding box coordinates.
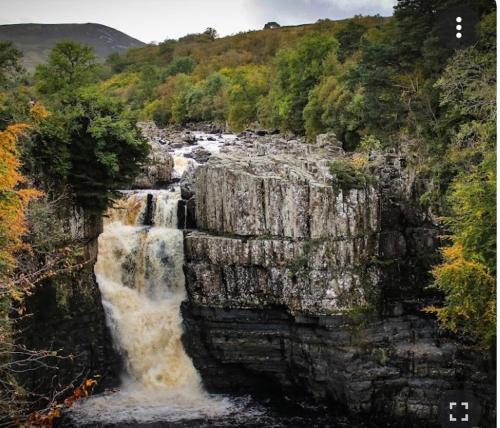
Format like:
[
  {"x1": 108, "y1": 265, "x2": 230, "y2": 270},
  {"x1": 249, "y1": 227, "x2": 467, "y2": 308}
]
[{"x1": 0, "y1": 23, "x2": 145, "y2": 69}]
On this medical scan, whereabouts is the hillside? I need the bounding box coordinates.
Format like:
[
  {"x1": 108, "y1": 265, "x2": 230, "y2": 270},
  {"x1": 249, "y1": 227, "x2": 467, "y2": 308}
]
[
  {"x1": 113, "y1": 16, "x2": 389, "y2": 69},
  {"x1": 0, "y1": 23, "x2": 144, "y2": 69}
]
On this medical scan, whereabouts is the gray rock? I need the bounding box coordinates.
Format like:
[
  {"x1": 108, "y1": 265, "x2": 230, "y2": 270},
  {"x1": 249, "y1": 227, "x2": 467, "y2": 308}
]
[
  {"x1": 133, "y1": 142, "x2": 173, "y2": 188},
  {"x1": 179, "y1": 133, "x2": 494, "y2": 427}
]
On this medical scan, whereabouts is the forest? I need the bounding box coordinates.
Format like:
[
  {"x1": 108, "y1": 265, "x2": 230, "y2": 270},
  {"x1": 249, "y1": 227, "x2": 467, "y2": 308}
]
[{"x1": 0, "y1": 0, "x2": 496, "y2": 425}]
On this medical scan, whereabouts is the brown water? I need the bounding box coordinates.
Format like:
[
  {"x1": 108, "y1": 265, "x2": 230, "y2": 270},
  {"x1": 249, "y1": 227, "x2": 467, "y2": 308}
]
[{"x1": 69, "y1": 189, "x2": 243, "y2": 424}]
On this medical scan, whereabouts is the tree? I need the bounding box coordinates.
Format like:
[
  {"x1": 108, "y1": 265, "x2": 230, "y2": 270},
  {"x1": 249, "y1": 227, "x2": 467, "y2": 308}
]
[
  {"x1": 0, "y1": 124, "x2": 42, "y2": 275},
  {"x1": 428, "y1": 152, "x2": 496, "y2": 347},
  {"x1": 266, "y1": 33, "x2": 339, "y2": 132},
  {"x1": 29, "y1": 89, "x2": 149, "y2": 211},
  {"x1": 35, "y1": 42, "x2": 97, "y2": 100},
  {"x1": 165, "y1": 72, "x2": 228, "y2": 124},
  {"x1": 335, "y1": 21, "x2": 367, "y2": 61},
  {"x1": 0, "y1": 41, "x2": 23, "y2": 88},
  {"x1": 204, "y1": 27, "x2": 218, "y2": 40},
  {"x1": 426, "y1": 14, "x2": 496, "y2": 347},
  {"x1": 170, "y1": 74, "x2": 196, "y2": 124},
  {"x1": 227, "y1": 65, "x2": 268, "y2": 130},
  {"x1": 0, "y1": 42, "x2": 28, "y2": 130},
  {"x1": 166, "y1": 56, "x2": 196, "y2": 76},
  {"x1": 264, "y1": 22, "x2": 280, "y2": 29}
]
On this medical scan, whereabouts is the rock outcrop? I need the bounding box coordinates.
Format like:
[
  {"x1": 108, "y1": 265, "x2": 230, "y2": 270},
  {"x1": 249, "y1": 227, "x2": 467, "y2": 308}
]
[
  {"x1": 133, "y1": 126, "x2": 174, "y2": 188},
  {"x1": 180, "y1": 134, "x2": 495, "y2": 426}
]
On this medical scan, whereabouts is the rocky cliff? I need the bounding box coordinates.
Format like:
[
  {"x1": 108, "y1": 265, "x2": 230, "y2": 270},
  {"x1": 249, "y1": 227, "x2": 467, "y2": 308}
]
[
  {"x1": 22, "y1": 124, "x2": 494, "y2": 426},
  {"x1": 178, "y1": 131, "x2": 495, "y2": 426},
  {"x1": 18, "y1": 204, "x2": 121, "y2": 403}
]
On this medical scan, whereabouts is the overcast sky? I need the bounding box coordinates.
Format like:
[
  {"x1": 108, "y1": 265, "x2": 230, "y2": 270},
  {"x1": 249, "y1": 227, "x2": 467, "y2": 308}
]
[{"x1": 0, "y1": 0, "x2": 396, "y2": 43}]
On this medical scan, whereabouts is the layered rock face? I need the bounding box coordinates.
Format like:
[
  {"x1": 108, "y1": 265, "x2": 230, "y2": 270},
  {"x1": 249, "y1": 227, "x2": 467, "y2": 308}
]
[
  {"x1": 181, "y1": 134, "x2": 495, "y2": 426},
  {"x1": 187, "y1": 140, "x2": 379, "y2": 314}
]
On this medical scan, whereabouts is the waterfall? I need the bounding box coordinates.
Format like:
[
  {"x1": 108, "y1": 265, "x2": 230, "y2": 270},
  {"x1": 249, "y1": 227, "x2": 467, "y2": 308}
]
[{"x1": 70, "y1": 187, "x2": 234, "y2": 424}]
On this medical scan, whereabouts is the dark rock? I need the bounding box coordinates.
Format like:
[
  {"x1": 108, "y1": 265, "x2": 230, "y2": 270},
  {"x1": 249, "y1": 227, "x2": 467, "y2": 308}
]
[
  {"x1": 144, "y1": 193, "x2": 154, "y2": 226},
  {"x1": 190, "y1": 148, "x2": 211, "y2": 163},
  {"x1": 182, "y1": 304, "x2": 496, "y2": 428},
  {"x1": 17, "y1": 209, "x2": 121, "y2": 403},
  {"x1": 184, "y1": 136, "x2": 197, "y2": 144},
  {"x1": 180, "y1": 137, "x2": 495, "y2": 427}
]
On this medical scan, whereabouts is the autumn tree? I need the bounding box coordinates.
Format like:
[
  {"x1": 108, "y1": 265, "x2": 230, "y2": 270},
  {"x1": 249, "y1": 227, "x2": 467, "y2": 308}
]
[
  {"x1": 426, "y1": 14, "x2": 496, "y2": 347},
  {"x1": 0, "y1": 123, "x2": 44, "y2": 422}
]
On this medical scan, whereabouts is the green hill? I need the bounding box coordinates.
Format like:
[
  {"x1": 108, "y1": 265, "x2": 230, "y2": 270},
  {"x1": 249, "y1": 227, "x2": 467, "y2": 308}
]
[{"x1": 0, "y1": 23, "x2": 145, "y2": 69}]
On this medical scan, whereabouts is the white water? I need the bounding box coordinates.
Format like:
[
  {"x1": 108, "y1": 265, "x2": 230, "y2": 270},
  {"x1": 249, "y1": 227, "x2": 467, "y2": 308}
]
[
  {"x1": 170, "y1": 132, "x2": 234, "y2": 177},
  {"x1": 70, "y1": 187, "x2": 236, "y2": 423}
]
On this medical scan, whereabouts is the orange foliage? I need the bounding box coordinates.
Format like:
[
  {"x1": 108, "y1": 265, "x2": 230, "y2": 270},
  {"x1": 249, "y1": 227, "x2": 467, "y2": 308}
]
[
  {"x1": 29, "y1": 102, "x2": 50, "y2": 120},
  {"x1": 0, "y1": 124, "x2": 43, "y2": 275},
  {"x1": 24, "y1": 379, "x2": 97, "y2": 428}
]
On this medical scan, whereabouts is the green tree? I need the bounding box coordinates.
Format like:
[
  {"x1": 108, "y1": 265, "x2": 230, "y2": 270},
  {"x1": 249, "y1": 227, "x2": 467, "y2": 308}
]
[
  {"x1": 0, "y1": 41, "x2": 23, "y2": 88},
  {"x1": 265, "y1": 33, "x2": 339, "y2": 133},
  {"x1": 35, "y1": 42, "x2": 97, "y2": 100},
  {"x1": 227, "y1": 65, "x2": 267, "y2": 130},
  {"x1": 166, "y1": 56, "x2": 196, "y2": 76},
  {"x1": 304, "y1": 59, "x2": 365, "y2": 147},
  {"x1": 0, "y1": 42, "x2": 29, "y2": 130},
  {"x1": 428, "y1": 152, "x2": 496, "y2": 347},
  {"x1": 28, "y1": 89, "x2": 149, "y2": 211},
  {"x1": 204, "y1": 27, "x2": 218, "y2": 40},
  {"x1": 336, "y1": 21, "x2": 367, "y2": 62},
  {"x1": 170, "y1": 74, "x2": 196, "y2": 124},
  {"x1": 427, "y1": 13, "x2": 496, "y2": 347}
]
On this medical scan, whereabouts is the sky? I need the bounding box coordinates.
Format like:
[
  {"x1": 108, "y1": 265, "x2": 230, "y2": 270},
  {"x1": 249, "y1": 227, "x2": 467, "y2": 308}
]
[{"x1": 0, "y1": 0, "x2": 396, "y2": 43}]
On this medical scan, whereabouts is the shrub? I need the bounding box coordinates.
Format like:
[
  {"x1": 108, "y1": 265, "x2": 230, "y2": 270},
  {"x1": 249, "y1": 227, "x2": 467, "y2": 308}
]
[{"x1": 329, "y1": 159, "x2": 372, "y2": 191}]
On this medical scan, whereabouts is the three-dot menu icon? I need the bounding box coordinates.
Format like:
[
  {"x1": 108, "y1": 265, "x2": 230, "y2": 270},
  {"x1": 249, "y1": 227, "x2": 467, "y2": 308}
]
[
  {"x1": 456, "y1": 17, "x2": 462, "y2": 39},
  {"x1": 436, "y1": 6, "x2": 479, "y2": 48}
]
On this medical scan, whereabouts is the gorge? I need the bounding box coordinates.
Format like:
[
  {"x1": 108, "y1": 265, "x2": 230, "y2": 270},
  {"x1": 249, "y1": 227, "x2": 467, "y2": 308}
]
[
  {"x1": 33, "y1": 125, "x2": 491, "y2": 427},
  {"x1": 1, "y1": 3, "x2": 495, "y2": 425}
]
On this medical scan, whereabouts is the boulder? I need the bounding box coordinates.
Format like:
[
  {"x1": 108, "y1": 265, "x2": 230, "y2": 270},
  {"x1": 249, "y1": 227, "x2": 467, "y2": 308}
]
[{"x1": 133, "y1": 142, "x2": 174, "y2": 188}]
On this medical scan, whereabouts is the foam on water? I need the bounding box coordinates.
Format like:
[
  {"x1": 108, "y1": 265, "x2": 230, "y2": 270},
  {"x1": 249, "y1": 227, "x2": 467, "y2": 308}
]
[
  {"x1": 69, "y1": 188, "x2": 243, "y2": 424},
  {"x1": 170, "y1": 132, "x2": 232, "y2": 177}
]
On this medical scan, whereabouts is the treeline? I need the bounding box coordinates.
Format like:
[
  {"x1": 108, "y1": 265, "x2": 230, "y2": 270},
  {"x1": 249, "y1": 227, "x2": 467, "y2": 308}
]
[{"x1": 97, "y1": 16, "x2": 387, "y2": 132}]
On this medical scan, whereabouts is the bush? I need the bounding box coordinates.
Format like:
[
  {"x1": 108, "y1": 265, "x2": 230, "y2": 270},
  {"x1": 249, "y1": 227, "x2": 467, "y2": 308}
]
[
  {"x1": 166, "y1": 56, "x2": 196, "y2": 76},
  {"x1": 329, "y1": 159, "x2": 372, "y2": 191}
]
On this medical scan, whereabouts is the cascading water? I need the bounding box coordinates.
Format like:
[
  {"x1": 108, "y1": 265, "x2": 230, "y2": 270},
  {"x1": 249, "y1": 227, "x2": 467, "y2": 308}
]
[
  {"x1": 67, "y1": 132, "x2": 339, "y2": 427},
  {"x1": 69, "y1": 187, "x2": 237, "y2": 424}
]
